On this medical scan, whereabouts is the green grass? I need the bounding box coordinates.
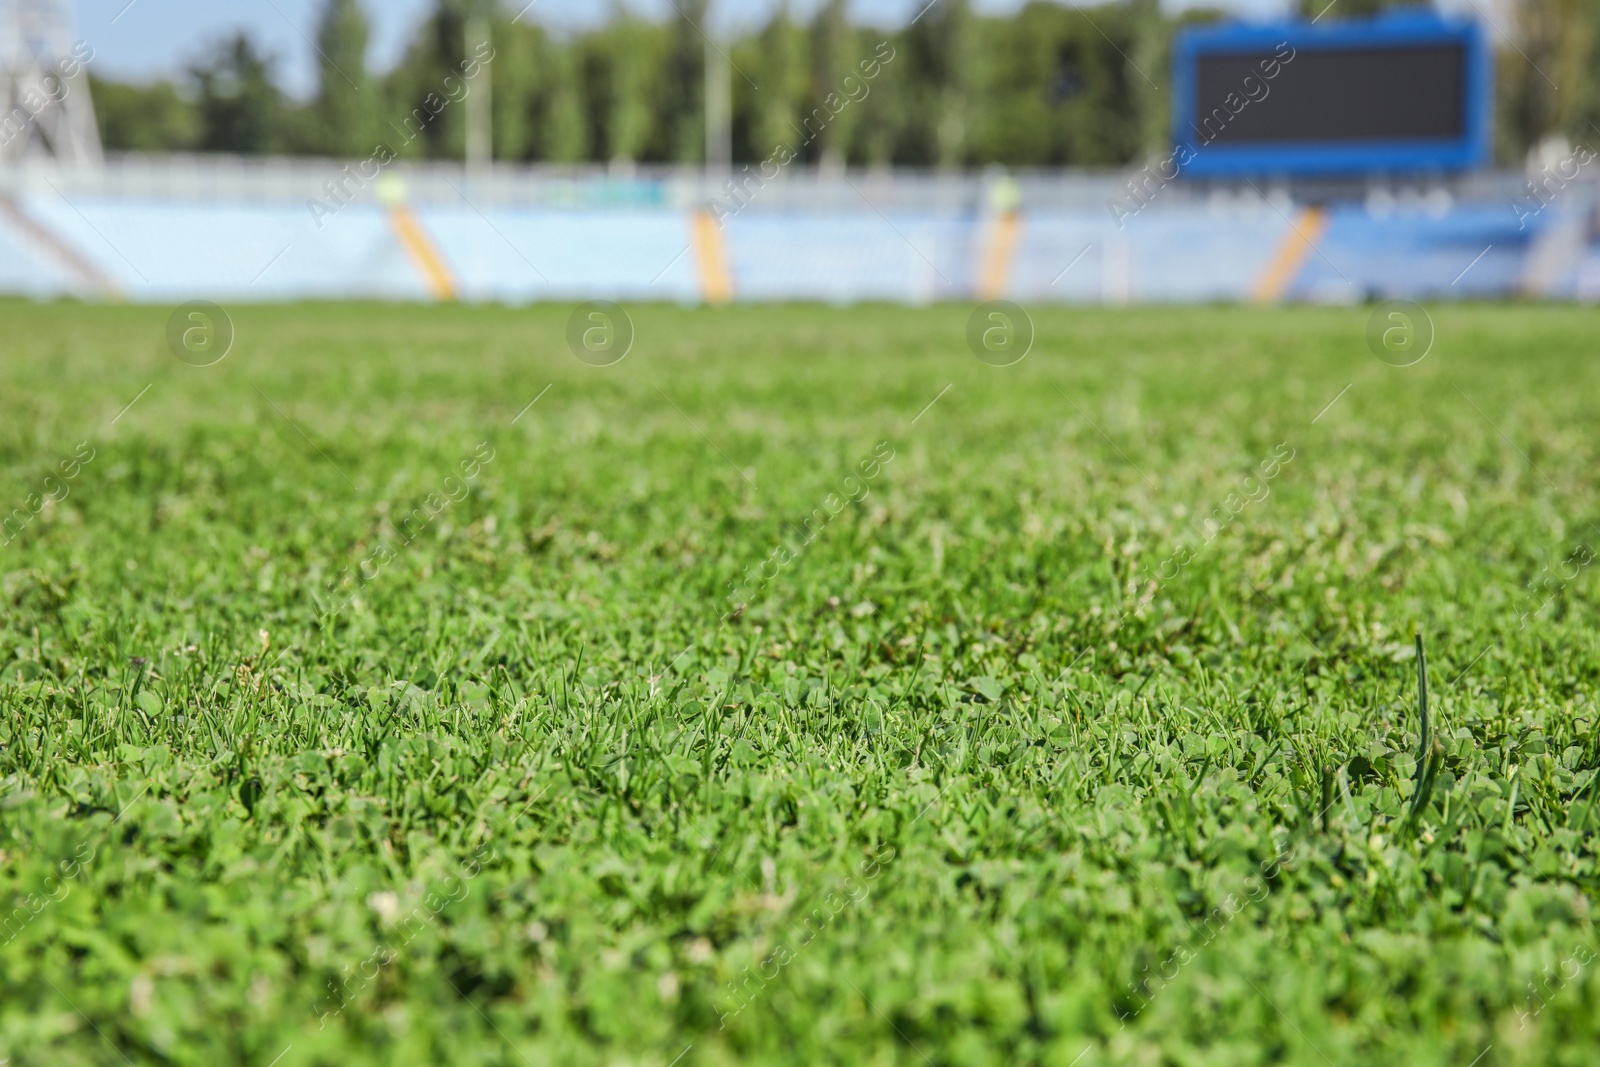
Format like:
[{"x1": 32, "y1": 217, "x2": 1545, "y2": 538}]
[{"x1": 1, "y1": 299, "x2": 1597, "y2": 1067}]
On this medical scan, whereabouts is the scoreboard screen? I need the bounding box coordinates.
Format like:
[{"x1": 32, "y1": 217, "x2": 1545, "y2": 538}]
[{"x1": 1171, "y1": 13, "x2": 1491, "y2": 176}]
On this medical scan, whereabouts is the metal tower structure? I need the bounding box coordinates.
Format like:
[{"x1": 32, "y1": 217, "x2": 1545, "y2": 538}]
[{"x1": 0, "y1": 0, "x2": 101, "y2": 164}]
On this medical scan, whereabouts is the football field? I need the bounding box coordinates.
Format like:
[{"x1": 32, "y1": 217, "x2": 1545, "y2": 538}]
[{"x1": 1, "y1": 300, "x2": 1597, "y2": 1066}]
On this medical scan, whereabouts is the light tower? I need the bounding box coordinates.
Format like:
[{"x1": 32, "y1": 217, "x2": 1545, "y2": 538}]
[{"x1": 0, "y1": 0, "x2": 102, "y2": 164}]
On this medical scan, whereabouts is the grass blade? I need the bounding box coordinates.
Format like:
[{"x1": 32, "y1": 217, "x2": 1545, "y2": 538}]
[{"x1": 1408, "y1": 629, "x2": 1442, "y2": 828}]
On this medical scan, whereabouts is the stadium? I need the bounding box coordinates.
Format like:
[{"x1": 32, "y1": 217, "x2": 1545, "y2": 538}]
[{"x1": 1, "y1": 0, "x2": 1597, "y2": 1065}]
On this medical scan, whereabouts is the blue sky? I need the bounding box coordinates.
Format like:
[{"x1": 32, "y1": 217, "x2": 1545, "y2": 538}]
[{"x1": 79, "y1": 0, "x2": 1294, "y2": 97}]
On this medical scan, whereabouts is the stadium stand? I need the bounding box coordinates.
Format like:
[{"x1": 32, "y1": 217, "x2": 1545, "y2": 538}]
[
  {"x1": 0, "y1": 194, "x2": 82, "y2": 296},
  {"x1": 0, "y1": 157, "x2": 1591, "y2": 306},
  {"x1": 419, "y1": 207, "x2": 700, "y2": 304},
  {"x1": 1289, "y1": 202, "x2": 1538, "y2": 302}
]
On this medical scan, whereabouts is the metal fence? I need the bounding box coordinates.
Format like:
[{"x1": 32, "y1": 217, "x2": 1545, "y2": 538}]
[{"x1": 0, "y1": 153, "x2": 1576, "y2": 215}]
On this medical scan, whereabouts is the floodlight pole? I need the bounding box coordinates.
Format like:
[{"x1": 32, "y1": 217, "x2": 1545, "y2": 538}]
[
  {"x1": 704, "y1": 8, "x2": 730, "y2": 174},
  {"x1": 0, "y1": 0, "x2": 102, "y2": 165}
]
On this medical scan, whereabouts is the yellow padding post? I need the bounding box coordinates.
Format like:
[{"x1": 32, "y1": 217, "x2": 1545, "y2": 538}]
[
  {"x1": 387, "y1": 205, "x2": 457, "y2": 301},
  {"x1": 1252, "y1": 206, "x2": 1327, "y2": 304},
  {"x1": 977, "y1": 210, "x2": 1022, "y2": 300},
  {"x1": 690, "y1": 208, "x2": 734, "y2": 304}
]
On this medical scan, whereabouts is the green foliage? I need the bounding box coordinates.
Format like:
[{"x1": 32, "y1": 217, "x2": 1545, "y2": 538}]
[
  {"x1": 658, "y1": 0, "x2": 707, "y2": 165},
  {"x1": 535, "y1": 35, "x2": 589, "y2": 164},
  {"x1": 90, "y1": 76, "x2": 199, "y2": 153},
  {"x1": 745, "y1": 4, "x2": 804, "y2": 164},
  {"x1": 309, "y1": 0, "x2": 380, "y2": 157},
  {"x1": 188, "y1": 34, "x2": 289, "y2": 154},
  {"x1": 807, "y1": 0, "x2": 858, "y2": 169},
  {"x1": 970, "y1": 3, "x2": 1147, "y2": 167},
  {"x1": 86, "y1": 0, "x2": 1204, "y2": 168},
  {"x1": 1497, "y1": 0, "x2": 1600, "y2": 162},
  {"x1": 595, "y1": 6, "x2": 657, "y2": 165},
  {"x1": 383, "y1": 0, "x2": 472, "y2": 161},
  {"x1": 0, "y1": 301, "x2": 1598, "y2": 1065},
  {"x1": 89, "y1": 0, "x2": 1600, "y2": 168},
  {"x1": 484, "y1": 16, "x2": 539, "y2": 162}
]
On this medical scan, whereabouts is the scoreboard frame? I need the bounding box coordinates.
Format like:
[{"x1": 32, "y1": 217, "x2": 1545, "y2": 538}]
[{"x1": 1170, "y1": 12, "x2": 1493, "y2": 177}]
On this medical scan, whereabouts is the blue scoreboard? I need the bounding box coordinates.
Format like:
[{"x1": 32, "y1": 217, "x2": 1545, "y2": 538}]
[{"x1": 1170, "y1": 11, "x2": 1493, "y2": 177}]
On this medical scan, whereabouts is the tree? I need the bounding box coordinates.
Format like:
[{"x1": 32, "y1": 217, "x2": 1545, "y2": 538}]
[
  {"x1": 850, "y1": 23, "x2": 904, "y2": 170},
  {"x1": 384, "y1": 0, "x2": 471, "y2": 160},
  {"x1": 535, "y1": 34, "x2": 587, "y2": 163},
  {"x1": 598, "y1": 2, "x2": 654, "y2": 166},
  {"x1": 807, "y1": 0, "x2": 855, "y2": 170},
  {"x1": 964, "y1": 3, "x2": 1143, "y2": 167},
  {"x1": 1560, "y1": 0, "x2": 1600, "y2": 148},
  {"x1": 737, "y1": 2, "x2": 800, "y2": 162},
  {"x1": 190, "y1": 34, "x2": 285, "y2": 154},
  {"x1": 898, "y1": 0, "x2": 979, "y2": 167},
  {"x1": 485, "y1": 15, "x2": 537, "y2": 161},
  {"x1": 1128, "y1": 0, "x2": 1169, "y2": 157},
  {"x1": 102, "y1": 0, "x2": 1600, "y2": 171},
  {"x1": 930, "y1": 0, "x2": 977, "y2": 168},
  {"x1": 90, "y1": 77, "x2": 199, "y2": 152},
  {"x1": 1306, "y1": 0, "x2": 1424, "y2": 19},
  {"x1": 1499, "y1": 0, "x2": 1600, "y2": 163},
  {"x1": 657, "y1": 0, "x2": 706, "y2": 164},
  {"x1": 310, "y1": 0, "x2": 376, "y2": 156}
]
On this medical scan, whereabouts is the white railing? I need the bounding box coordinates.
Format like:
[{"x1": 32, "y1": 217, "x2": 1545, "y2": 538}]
[{"x1": 0, "y1": 152, "x2": 1583, "y2": 215}]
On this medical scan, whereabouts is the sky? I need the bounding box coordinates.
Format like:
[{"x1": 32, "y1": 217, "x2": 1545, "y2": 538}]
[{"x1": 77, "y1": 0, "x2": 1300, "y2": 98}]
